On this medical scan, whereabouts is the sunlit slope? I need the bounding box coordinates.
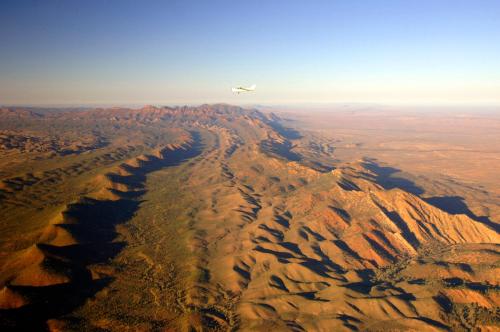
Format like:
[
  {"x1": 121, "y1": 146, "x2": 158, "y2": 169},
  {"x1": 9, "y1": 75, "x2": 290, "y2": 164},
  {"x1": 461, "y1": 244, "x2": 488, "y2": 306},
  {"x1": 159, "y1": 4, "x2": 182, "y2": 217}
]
[
  {"x1": 0, "y1": 104, "x2": 283, "y2": 329},
  {"x1": 0, "y1": 104, "x2": 499, "y2": 331},
  {"x1": 175, "y1": 128, "x2": 498, "y2": 331}
]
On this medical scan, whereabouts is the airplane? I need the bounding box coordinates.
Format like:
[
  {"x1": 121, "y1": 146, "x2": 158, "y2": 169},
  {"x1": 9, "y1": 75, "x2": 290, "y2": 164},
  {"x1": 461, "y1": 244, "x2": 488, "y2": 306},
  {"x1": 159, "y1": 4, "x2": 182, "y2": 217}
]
[{"x1": 232, "y1": 84, "x2": 256, "y2": 94}]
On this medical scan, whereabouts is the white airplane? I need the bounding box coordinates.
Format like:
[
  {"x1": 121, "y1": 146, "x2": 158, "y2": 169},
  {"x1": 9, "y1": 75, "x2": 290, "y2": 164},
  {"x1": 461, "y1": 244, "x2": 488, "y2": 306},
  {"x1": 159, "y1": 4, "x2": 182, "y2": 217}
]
[{"x1": 232, "y1": 84, "x2": 256, "y2": 94}]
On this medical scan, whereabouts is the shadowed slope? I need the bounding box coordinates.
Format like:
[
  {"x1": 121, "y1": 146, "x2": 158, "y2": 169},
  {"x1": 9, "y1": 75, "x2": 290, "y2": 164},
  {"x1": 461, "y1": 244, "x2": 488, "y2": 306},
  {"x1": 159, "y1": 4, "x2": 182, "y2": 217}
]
[
  {"x1": 0, "y1": 130, "x2": 202, "y2": 330},
  {"x1": 0, "y1": 105, "x2": 499, "y2": 331}
]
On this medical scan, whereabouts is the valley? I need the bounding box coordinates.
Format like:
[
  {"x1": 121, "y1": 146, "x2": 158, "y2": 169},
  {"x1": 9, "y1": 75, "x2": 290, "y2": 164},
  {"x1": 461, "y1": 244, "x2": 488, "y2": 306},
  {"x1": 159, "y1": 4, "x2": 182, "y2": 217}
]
[{"x1": 0, "y1": 104, "x2": 498, "y2": 331}]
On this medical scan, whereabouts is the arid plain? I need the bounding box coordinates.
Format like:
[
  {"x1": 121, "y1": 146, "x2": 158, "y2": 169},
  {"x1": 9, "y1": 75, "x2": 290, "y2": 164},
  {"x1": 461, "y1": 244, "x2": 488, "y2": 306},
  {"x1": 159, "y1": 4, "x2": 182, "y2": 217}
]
[{"x1": 0, "y1": 104, "x2": 499, "y2": 331}]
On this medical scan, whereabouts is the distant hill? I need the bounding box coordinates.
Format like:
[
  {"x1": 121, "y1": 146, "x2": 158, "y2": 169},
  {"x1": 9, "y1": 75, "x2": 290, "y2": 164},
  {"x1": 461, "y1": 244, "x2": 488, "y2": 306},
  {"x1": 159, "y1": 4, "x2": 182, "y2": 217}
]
[{"x1": 0, "y1": 104, "x2": 498, "y2": 331}]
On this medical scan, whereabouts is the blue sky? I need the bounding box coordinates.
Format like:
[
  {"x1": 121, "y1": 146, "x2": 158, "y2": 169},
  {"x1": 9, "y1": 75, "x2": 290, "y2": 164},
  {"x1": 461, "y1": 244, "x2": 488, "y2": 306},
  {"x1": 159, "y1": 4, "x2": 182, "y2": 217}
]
[{"x1": 1, "y1": 0, "x2": 499, "y2": 105}]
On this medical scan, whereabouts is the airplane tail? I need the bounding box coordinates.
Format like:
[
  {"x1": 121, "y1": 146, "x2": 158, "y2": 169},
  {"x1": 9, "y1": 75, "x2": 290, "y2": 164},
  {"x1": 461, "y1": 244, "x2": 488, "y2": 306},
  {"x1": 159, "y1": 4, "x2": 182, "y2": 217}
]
[{"x1": 249, "y1": 84, "x2": 256, "y2": 90}]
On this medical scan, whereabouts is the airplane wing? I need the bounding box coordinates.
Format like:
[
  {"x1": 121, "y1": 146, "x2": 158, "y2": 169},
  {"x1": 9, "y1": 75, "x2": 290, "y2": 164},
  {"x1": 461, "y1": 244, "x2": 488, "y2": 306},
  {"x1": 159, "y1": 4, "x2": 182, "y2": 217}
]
[{"x1": 232, "y1": 84, "x2": 256, "y2": 93}]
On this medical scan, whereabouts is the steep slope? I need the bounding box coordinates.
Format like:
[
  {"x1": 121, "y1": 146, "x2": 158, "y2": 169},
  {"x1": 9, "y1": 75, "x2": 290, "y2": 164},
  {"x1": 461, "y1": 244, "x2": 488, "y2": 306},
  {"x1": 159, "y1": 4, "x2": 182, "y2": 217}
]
[
  {"x1": 0, "y1": 104, "x2": 499, "y2": 331},
  {"x1": 179, "y1": 139, "x2": 499, "y2": 331}
]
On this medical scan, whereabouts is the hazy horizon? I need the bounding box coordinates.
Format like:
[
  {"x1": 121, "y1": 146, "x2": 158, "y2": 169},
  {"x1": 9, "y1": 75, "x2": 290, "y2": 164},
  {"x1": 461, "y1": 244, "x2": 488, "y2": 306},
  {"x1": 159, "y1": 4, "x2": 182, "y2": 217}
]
[
  {"x1": 1, "y1": 0, "x2": 499, "y2": 105},
  {"x1": 2, "y1": 2, "x2": 500, "y2": 331}
]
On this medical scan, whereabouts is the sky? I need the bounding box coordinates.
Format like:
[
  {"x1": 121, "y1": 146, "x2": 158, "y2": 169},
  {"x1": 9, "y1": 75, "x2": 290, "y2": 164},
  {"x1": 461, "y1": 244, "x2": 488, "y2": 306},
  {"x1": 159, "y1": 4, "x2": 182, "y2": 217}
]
[{"x1": 1, "y1": 0, "x2": 499, "y2": 106}]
